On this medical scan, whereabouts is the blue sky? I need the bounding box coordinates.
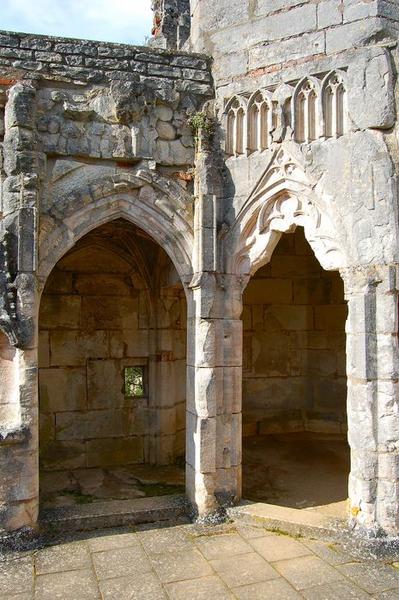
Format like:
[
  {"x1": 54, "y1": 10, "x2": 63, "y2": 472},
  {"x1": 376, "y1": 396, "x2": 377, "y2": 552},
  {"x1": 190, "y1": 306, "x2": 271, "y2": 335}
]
[{"x1": 1, "y1": 0, "x2": 153, "y2": 45}]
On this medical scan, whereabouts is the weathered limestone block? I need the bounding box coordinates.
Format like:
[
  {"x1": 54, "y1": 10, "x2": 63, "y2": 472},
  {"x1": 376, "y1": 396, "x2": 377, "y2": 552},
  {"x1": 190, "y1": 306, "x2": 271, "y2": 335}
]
[
  {"x1": 156, "y1": 120, "x2": 176, "y2": 140},
  {"x1": 0, "y1": 0, "x2": 398, "y2": 537},
  {"x1": 347, "y1": 48, "x2": 395, "y2": 130},
  {"x1": 39, "y1": 367, "x2": 86, "y2": 412},
  {"x1": 40, "y1": 440, "x2": 86, "y2": 471},
  {"x1": 55, "y1": 409, "x2": 134, "y2": 441},
  {"x1": 87, "y1": 437, "x2": 144, "y2": 468},
  {"x1": 39, "y1": 295, "x2": 81, "y2": 329},
  {"x1": 248, "y1": 31, "x2": 325, "y2": 71},
  {"x1": 186, "y1": 412, "x2": 216, "y2": 473},
  {"x1": 50, "y1": 330, "x2": 109, "y2": 366},
  {"x1": 187, "y1": 365, "x2": 220, "y2": 418}
]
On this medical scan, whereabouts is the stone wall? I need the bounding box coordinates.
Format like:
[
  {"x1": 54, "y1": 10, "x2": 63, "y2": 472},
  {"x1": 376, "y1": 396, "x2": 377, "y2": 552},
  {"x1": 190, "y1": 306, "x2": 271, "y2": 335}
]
[
  {"x1": 38, "y1": 220, "x2": 186, "y2": 474},
  {"x1": 0, "y1": 331, "x2": 20, "y2": 431},
  {"x1": 0, "y1": 28, "x2": 212, "y2": 530},
  {"x1": 242, "y1": 228, "x2": 347, "y2": 437},
  {"x1": 0, "y1": 0, "x2": 398, "y2": 538},
  {"x1": 0, "y1": 29, "x2": 210, "y2": 86},
  {"x1": 190, "y1": 0, "x2": 399, "y2": 85}
]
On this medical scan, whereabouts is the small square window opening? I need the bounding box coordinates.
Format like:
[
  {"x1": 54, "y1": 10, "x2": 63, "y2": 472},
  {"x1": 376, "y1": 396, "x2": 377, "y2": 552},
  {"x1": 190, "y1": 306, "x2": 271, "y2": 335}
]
[{"x1": 124, "y1": 366, "x2": 146, "y2": 398}]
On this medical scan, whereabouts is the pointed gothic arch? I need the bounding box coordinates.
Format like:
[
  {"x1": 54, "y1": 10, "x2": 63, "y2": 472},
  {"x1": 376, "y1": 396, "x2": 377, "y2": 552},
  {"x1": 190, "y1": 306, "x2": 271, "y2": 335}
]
[
  {"x1": 39, "y1": 163, "x2": 194, "y2": 290},
  {"x1": 227, "y1": 145, "x2": 345, "y2": 280}
]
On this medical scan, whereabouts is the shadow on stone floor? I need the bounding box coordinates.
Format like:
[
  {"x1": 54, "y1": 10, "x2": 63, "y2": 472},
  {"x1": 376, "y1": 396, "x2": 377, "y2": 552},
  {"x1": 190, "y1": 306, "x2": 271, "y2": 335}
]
[
  {"x1": 242, "y1": 432, "x2": 350, "y2": 516},
  {"x1": 40, "y1": 464, "x2": 185, "y2": 509}
]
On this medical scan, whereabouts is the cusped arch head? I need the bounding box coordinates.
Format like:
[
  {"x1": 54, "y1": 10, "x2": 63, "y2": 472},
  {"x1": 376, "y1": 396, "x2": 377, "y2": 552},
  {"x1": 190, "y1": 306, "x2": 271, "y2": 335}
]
[
  {"x1": 39, "y1": 163, "x2": 194, "y2": 291},
  {"x1": 293, "y1": 75, "x2": 321, "y2": 102},
  {"x1": 321, "y1": 69, "x2": 347, "y2": 94},
  {"x1": 223, "y1": 94, "x2": 248, "y2": 115},
  {"x1": 226, "y1": 145, "x2": 346, "y2": 282},
  {"x1": 247, "y1": 89, "x2": 272, "y2": 110}
]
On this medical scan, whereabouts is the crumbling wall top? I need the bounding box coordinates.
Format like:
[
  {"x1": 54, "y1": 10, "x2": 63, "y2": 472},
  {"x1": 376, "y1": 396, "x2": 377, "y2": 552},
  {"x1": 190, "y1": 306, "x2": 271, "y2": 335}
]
[
  {"x1": 0, "y1": 29, "x2": 209, "y2": 88},
  {"x1": 151, "y1": 0, "x2": 191, "y2": 51}
]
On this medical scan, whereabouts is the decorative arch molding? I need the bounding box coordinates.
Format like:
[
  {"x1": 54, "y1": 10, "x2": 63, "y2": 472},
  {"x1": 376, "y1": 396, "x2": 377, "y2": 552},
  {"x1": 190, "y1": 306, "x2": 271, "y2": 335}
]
[
  {"x1": 39, "y1": 162, "x2": 195, "y2": 288},
  {"x1": 223, "y1": 95, "x2": 248, "y2": 156},
  {"x1": 321, "y1": 69, "x2": 348, "y2": 139},
  {"x1": 292, "y1": 76, "x2": 321, "y2": 143},
  {"x1": 226, "y1": 144, "x2": 346, "y2": 281}
]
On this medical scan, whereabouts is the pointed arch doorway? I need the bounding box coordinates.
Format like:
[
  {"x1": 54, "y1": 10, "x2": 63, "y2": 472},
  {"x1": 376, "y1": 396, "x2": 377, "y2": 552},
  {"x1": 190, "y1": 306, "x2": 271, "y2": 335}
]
[
  {"x1": 241, "y1": 226, "x2": 350, "y2": 516},
  {"x1": 38, "y1": 218, "x2": 187, "y2": 509}
]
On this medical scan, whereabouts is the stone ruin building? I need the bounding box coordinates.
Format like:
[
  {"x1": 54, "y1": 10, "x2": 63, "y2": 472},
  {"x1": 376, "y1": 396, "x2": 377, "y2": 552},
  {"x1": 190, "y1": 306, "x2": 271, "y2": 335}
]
[{"x1": 0, "y1": 0, "x2": 399, "y2": 543}]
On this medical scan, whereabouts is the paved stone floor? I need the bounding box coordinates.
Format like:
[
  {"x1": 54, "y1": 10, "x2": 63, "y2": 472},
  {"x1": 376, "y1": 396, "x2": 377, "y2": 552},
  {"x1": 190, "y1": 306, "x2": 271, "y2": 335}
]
[{"x1": 1, "y1": 519, "x2": 399, "y2": 599}]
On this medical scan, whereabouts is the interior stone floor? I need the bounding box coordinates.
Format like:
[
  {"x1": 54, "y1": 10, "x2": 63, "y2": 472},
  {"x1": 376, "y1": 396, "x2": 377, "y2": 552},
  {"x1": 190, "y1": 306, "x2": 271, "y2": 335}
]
[
  {"x1": 41, "y1": 432, "x2": 350, "y2": 525},
  {"x1": 2, "y1": 519, "x2": 399, "y2": 599},
  {"x1": 243, "y1": 432, "x2": 350, "y2": 519},
  {"x1": 40, "y1": 464, "x2": 186, "y2": 509}
]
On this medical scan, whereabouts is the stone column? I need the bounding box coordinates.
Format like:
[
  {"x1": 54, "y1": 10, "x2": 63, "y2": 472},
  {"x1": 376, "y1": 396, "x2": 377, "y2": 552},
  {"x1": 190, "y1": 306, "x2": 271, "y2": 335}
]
[
  {"x1": 0, "y1": 81, "x2": 42, "y2": 531},
  {"x1": 186, "y1": 272, "x2": 243, "y2": 516},
  {"x1": 343, "y1": 265, "x2": 399, "y2": 536},
  {"x1": 186, "y1": 272, "x2": 221, "y2": 516},
  {"x1": 186, "y1": 124, "x2": 243, "y2": 517}
]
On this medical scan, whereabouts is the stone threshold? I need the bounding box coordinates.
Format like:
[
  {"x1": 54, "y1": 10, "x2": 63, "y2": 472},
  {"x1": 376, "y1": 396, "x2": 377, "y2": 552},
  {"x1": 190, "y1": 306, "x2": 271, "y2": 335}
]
[
  {"x1": 39, "y1": 493, "x2": 189, "y2": 534},
  {"x1": 228, "y1": 500, "x2": 399, "y2": 560},
  {"x1": 228, "y1": 500, "x2": 347, "y2": 541}
]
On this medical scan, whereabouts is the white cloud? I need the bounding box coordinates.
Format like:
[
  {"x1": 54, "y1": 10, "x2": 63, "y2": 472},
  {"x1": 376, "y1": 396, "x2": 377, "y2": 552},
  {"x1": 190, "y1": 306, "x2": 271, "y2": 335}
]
[{"x1": 1, "y1": 0, "x2": 153, "y2": 45}]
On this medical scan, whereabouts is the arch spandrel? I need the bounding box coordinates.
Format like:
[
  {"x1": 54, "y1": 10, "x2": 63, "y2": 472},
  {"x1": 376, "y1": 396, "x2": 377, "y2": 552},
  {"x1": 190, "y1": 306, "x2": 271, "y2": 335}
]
[
  {"x1": 39, "y1": 162, "x2": 195, "y2": 288},
  {"x1": 226, "y1": 144, "x2": 346, "y2": 281}
]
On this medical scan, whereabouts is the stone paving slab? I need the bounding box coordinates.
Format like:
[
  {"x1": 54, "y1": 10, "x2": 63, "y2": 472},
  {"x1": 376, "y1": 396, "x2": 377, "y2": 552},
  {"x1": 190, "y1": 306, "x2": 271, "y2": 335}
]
[
  {"x1": 250, "y1": 533, "x2": 313, "y2": 562},
  {"x1": 210, "y1": 552, "x2": 279, "y2": 588},
  {"x1": 337, "y1": 561, "x2": 399, "y2": 596},
  {"x1": 34, "y1": 542, "x2": 90, "y2": 574},
  {"x1": 99, "y1": 572, "x2": 167, "y2": 600},
  {"x1": 273, "y1": 554, "x2": 345, "y2": 590},
  {"x1": 34, "y1": 569, "x2": 99, "y2": 600},
  {"x1": 165, "y1": 575, "x2": 233, "y2": 599},
  {"x1": 150, "y1": 548, "x2": 213, "y2": 583},
  {"x1": 233, "y1": 578, "x2": 303, "y2": 600},
  {"x1": 1, "y1": 519, "x2": 399, "y2": 599},
  {"x1": 301, "y1": 580, "x2": 372, "y2": 599},
  {"x1": 194, "y1": 532, "x2": 253, "y2": 559},
  {"x1": 92, "y1": 545, "x2": 151, "y2": 580},
  {"x1": 0, "y1": 557, "x2": 34, "y2": 596},
  {"x1": 376, "y1": 591, "x2": 399, "y2": 599},
  {"x1": 137, "y1": 523, "x2": 193, "y2": 555}
]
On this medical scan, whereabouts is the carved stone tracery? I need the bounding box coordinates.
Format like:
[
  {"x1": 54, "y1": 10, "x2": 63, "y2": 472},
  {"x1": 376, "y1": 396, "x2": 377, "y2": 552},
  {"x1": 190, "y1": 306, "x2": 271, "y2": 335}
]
[
  {"x1": 228, "y1": 145, "x2": 345, "y2": 281},
  {"x1": 223, "y1": 70, "x2": 348, "y2": 156}
]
